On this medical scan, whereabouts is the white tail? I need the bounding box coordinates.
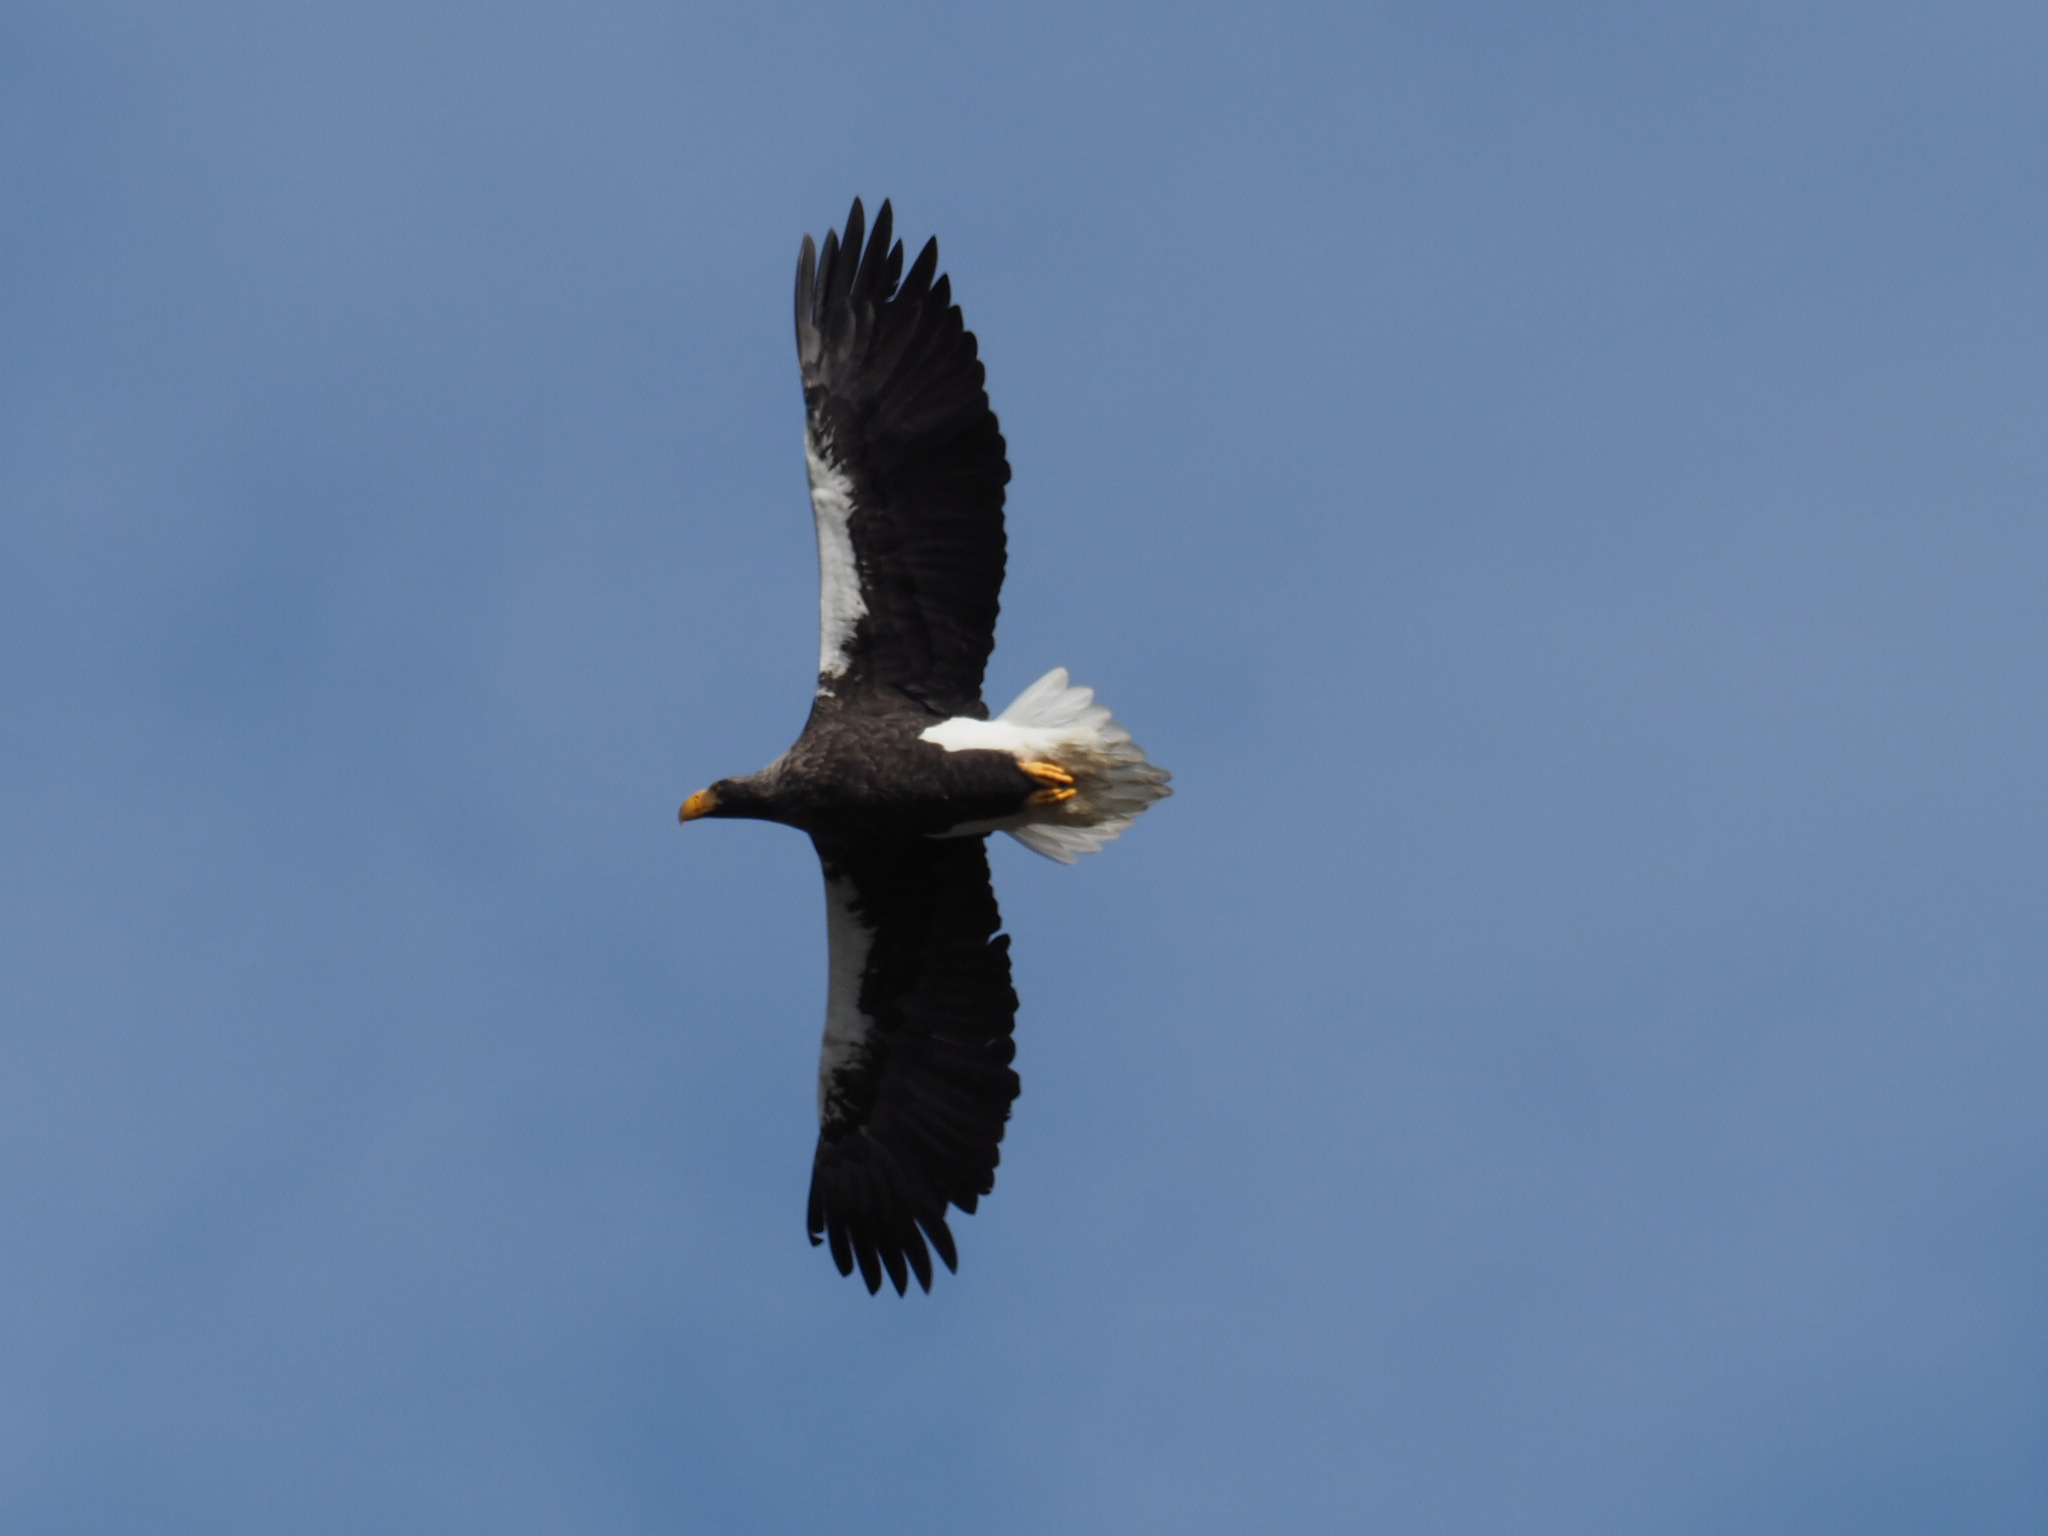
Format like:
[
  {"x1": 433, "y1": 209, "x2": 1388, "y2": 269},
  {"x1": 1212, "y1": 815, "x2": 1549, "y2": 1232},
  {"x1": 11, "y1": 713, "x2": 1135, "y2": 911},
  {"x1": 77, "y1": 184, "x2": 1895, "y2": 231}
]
[{"x1": 923, "y1": 668, "x2": 1172, "y2": 863}]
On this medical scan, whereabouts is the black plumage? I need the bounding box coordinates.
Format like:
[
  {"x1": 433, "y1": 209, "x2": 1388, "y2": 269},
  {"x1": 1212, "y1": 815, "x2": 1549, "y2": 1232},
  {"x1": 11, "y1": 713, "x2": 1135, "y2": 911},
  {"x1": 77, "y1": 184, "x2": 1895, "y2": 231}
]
[
  {"x1": 794, "y1": 197, "x2": 1010, "y2": 717},
  {"x1": 679, "y1": 199, "x2": 1168, "y2": 1294},
  {"x1": 809, "y1": 835, "x2": 1015, "y2": 1295}
]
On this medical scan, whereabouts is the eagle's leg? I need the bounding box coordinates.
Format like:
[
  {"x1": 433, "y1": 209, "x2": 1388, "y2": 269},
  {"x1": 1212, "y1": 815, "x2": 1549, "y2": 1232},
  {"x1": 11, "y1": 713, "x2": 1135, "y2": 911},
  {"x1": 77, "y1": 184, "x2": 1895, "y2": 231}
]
[{"x1": 1019, "y1": 759, "x2": 1076, "y2": 806}]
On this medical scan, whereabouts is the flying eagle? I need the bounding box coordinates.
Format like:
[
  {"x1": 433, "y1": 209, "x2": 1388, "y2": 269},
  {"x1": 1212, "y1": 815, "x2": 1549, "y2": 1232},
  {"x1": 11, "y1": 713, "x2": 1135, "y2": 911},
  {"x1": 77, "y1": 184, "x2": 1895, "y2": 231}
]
[{"x1": 678, "y1": 199, "x2": 1170, "y2": 1294}]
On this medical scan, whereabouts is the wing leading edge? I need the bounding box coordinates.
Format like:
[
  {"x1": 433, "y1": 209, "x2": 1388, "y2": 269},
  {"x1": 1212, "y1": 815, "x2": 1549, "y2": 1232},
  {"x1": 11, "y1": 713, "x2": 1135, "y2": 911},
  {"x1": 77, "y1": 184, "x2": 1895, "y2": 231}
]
[
  {"x1": 796, "y1": 198, "x2": 1011, "y2": 717},
  {"x1": 808, "y1": 834, "x2": 1020, "y2": 1294}
]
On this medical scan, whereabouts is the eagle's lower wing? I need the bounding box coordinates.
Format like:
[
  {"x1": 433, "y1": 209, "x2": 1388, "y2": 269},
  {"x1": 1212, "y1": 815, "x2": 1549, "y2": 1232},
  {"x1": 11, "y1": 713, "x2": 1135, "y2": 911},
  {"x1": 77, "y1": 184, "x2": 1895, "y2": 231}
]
[
  {"x1": 796, "y1": 198, "x2": 1010, "y2": 718},
  {"x1": 809, "y1": 833, "x2": 1020, "y2": 1294}
]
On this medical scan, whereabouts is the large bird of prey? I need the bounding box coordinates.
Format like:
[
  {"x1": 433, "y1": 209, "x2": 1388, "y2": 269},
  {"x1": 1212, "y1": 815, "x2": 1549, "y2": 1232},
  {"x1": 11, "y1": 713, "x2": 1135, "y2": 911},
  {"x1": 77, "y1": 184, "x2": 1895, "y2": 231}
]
[{"x1": 678, "y1": 199, "x2": 1170, "y2": 1294}]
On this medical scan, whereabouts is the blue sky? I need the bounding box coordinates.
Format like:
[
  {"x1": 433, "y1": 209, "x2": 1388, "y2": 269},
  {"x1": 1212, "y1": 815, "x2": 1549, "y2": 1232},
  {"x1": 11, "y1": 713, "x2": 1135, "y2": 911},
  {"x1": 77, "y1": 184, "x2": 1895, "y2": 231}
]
[{"x1": 3, "y1": 2, "x2": 2045, "y2": 1531}]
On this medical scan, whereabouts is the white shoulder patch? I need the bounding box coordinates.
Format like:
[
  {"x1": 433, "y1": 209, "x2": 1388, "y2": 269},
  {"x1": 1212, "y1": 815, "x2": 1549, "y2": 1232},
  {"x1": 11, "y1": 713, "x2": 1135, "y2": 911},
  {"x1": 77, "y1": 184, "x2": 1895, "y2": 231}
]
[
  {"x1": 818, "y1": 874, "x2": 875, "y2": 1125},
  {"x1": 806, "y1": 428, "x2": 866, "y2": 687},
  {"x1": 917, "y1": 714, "x2": 1036, "y2": 755},
  {"x1": 918, "y1": 667, "x2": 1098, "y2": 756}
]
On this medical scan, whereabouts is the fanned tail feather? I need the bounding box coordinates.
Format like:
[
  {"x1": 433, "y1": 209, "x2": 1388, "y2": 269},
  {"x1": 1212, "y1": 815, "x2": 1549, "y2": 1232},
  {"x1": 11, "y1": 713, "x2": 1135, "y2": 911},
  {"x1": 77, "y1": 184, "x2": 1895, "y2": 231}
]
[{"x1": 995, "y1": 669, "x2": 1171, "y2": 863}]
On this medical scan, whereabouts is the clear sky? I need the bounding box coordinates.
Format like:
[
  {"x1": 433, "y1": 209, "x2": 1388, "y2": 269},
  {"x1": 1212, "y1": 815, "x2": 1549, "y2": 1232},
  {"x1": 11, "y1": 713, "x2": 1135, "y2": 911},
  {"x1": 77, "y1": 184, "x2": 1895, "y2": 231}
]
[{"x1": 2, "y1": 2, "x2": 2045, "y2": 1531}]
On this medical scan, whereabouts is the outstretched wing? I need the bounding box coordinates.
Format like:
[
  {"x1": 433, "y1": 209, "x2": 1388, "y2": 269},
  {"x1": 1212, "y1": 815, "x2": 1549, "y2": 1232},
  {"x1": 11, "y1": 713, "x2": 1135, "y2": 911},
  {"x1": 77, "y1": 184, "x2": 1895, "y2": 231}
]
[
  {"x1": 809, "y1": 833, "x2": 1020, "y2": 1294},
  {"x1": 796, "y1": 198, "x2": 1011, "y2": 718}
]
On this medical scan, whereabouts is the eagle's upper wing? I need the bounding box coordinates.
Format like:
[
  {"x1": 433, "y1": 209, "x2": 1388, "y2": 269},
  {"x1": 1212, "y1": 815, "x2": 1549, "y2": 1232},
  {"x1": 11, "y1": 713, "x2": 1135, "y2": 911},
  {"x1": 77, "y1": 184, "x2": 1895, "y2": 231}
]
[
  {"x1": 808, "y1": 833, "x2": 1020, "y2": 1294},
  {"x1": 796, "y1": 198, "x2": 1011, "y2": 718}
]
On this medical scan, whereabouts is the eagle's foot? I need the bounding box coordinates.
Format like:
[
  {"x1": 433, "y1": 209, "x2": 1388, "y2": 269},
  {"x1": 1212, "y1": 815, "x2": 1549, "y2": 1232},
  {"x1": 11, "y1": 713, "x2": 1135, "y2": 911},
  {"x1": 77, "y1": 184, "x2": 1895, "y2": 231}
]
[
  {"x1": 1027, "y1": 785, "x2": 1078, "y2": 806},
  {"x1": 1018, "y1": 760, "x2": 1074, "y2": 787}
]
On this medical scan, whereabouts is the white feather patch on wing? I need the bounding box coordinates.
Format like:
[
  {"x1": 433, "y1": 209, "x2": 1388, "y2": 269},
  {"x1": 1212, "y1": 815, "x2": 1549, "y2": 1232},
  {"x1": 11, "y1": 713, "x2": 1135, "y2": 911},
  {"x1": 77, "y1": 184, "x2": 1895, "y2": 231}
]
[
  {"x1": 806, "y1": 428, "x2": 866, "y2": 687},
  {"x1": 921, "y1": 668, "x2": 1172, "y2": 863},
  {"x1": 818, "y1": 873, "x2": 876, "y2": 1124}
]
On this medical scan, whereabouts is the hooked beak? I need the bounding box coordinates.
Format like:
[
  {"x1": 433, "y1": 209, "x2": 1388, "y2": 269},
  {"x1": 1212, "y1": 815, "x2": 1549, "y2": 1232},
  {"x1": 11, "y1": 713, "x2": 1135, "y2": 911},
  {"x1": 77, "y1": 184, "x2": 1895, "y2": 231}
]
[{"x1": 678, "y1": 787, "x2": 719, "y2": 823}]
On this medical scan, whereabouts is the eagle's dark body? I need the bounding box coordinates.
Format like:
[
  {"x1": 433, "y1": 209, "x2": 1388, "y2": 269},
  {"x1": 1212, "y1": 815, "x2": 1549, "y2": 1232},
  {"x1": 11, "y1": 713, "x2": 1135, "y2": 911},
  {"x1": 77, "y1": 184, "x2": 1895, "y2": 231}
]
[{"x1": 705, "y1": 718, "x2": 1039, "y2": 842}]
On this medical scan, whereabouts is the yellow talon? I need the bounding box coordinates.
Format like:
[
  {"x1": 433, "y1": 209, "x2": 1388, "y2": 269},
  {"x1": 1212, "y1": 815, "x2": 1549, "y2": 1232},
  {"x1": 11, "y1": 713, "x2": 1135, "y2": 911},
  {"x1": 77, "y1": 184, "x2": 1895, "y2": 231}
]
[
  {"x1": 1027, "y1": 786, "x2": 1078, "y2": 806},
  {"x1": 1018, "y1": 760, "x2": 1074, "y2": 787}
]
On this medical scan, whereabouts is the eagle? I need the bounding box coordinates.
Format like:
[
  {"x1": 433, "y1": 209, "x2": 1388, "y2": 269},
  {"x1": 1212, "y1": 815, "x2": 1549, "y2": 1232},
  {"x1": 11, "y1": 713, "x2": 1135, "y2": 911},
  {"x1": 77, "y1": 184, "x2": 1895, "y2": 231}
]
[{"x1": 678, "y1": 199, "x2": 1171, "y2": 1294}]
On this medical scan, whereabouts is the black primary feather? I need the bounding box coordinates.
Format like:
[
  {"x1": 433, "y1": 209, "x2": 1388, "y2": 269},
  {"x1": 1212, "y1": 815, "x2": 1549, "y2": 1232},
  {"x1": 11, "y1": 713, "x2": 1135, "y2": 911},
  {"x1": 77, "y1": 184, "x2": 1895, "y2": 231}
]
[
  {"x1": 807, "y1": 834, "x2": 1019, "y2": 1294},
  {"x1": 797, "y1": 197, "x2": 1011, "y2": 718}
]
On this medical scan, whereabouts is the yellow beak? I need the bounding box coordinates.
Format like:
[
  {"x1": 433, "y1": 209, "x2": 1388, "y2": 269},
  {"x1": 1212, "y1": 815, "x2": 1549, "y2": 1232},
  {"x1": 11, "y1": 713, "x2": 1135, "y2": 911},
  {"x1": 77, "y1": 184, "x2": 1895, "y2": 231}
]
[{"x1": 678, "y1": 787, "x2": 719, "y2": 823}]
